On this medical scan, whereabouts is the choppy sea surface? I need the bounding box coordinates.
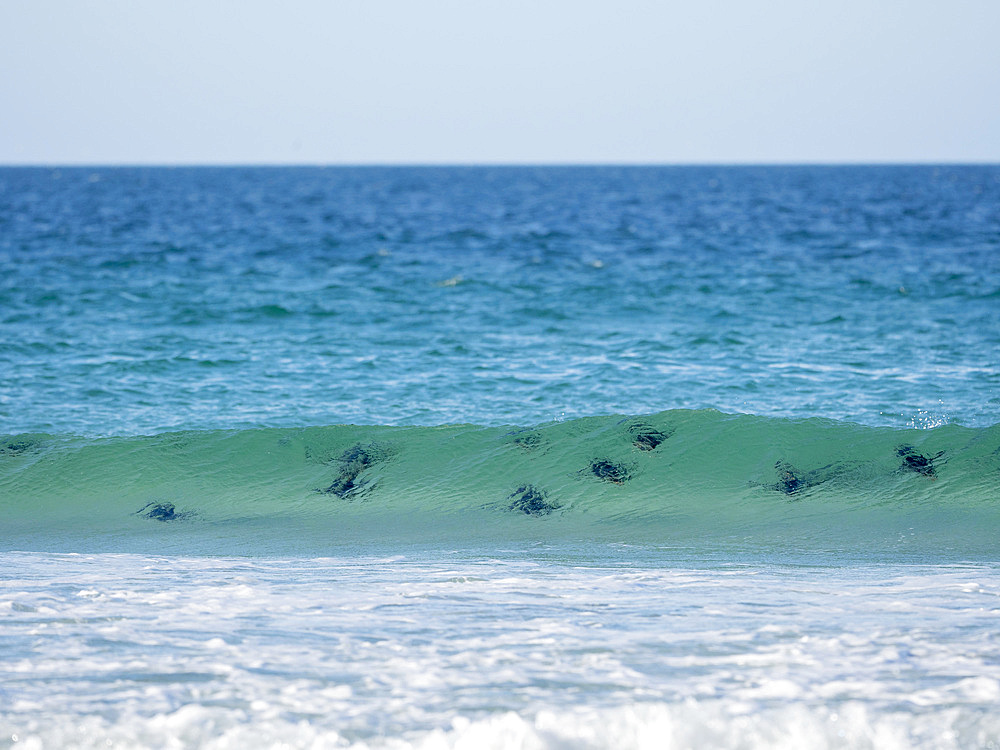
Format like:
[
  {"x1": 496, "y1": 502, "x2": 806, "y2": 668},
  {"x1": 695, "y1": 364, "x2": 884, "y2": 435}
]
[{"x1": 2, "y1": 166, "x2": 1000, "y2": 748}]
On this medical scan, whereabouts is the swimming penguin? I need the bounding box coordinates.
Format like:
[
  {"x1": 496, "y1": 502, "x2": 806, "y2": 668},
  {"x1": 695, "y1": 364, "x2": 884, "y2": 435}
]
[
  {"x1": 320, "y1": 443, "x2": 385, "y2": 498},
  {"x1": 756, "y1": 460, "x2": 836, "y2": 497},
  {"x1": 896, "y1": 445, "x2": 944, "y2": 478},
  {"x1": 773, "y1": 461, "x2": 806, "y2": 495},
  {"x1": 627, "y1": 423, "x2": 670, "y2": 451},
  {"x1": 135, "y1": 502, "x2": 193, "y2": 521},
  {"x1": 589, "y1": 459, "x2": 632, "y2": 484},
  {"x1": 507, "y1": 485, "x2": 558, "y2": 515},
  {"x1": 1, "y1": 440, "x2": 37, "y2": 456}
]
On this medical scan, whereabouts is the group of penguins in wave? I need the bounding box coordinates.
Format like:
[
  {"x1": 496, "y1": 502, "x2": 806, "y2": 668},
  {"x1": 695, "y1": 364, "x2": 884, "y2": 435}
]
[
  {"x1": 137, "y1": 425, "x2": 945, "y2": 521},
  {"x1": 0, "y1": 424, "x2": 929, "y2": 522},
  {"x1": 500, "y1": 432, "x2": 946, "y2": 517}
]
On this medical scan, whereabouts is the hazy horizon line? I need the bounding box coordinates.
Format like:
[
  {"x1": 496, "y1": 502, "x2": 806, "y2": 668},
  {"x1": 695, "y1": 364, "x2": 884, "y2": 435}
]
[{"x1": 4, "y1": 160, "x2": 999, "y2": 169}]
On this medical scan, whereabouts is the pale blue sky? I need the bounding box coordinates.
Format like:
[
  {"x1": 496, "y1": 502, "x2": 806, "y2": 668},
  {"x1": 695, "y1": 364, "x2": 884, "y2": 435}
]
[{"x1": 2, "y1": 0, "x2": 998, "y2": 164}]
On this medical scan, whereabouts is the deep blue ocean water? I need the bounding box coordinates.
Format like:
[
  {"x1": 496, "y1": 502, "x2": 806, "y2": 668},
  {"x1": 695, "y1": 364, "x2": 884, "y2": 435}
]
[
  {"x1": 3, "y1": 165, "x2": 999, "y2": 435},
  {"x1": 2, "y1": 166, "x2": 1000, "y2": 748}
]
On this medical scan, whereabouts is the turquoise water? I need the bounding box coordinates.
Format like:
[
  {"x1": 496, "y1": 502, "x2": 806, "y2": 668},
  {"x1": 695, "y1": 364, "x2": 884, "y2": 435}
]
[
  {"x1": 4, "y1": 414, "x2": 1000, "y2": 560},
  {"x1": 2, "y1": 166, "x2": 1000, "y2": 748}
]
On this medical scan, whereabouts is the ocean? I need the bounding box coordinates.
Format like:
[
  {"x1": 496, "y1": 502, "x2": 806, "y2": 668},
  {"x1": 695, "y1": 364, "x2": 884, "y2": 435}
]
[{"x1": 2, "y1": 165, "x2": 999, "y2": 748}]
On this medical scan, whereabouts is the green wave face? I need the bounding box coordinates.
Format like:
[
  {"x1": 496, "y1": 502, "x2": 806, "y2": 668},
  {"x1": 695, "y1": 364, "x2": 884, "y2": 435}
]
[{"x1": 3, "y1": 411, "x2": 999, "y2": 559}]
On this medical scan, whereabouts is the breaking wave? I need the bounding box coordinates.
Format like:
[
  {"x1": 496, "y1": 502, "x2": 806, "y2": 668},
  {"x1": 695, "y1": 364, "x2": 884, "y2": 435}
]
[{"x1": 3, "y1": 410, "x2": 999, "y2": 558}]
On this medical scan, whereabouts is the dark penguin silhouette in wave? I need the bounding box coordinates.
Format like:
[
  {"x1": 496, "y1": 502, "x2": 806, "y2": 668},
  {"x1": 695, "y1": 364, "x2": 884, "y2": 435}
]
[
  {"x1": 135, "y1": 502, "x2": 194, "y2": 522},
  {"x1": 588, "y1": 459, "x2": 633, "y2": 484},
  {"x1": 506, "y1": 429, "x2": 544, "y2": 453},
  {"x1": 896, "y1": 445, "x2": 945, "y2": 478},
  {"x1": 1, "y1": 440, "x2": 39, "y2": 457},
  {"x1": 756, "y1": 461, "x2": 836, "y2": 497},
  {"x1": 507, "y1": 484, "x2": 559, "y2": 515},
  {"x1": 319, "y1": 443, "x2": 388, "y2": 498},
  {"x1": 626, "y1": 423, "x2": 671, "y2": 451},
  {"x1": 773, "y1": 462, "x2": 807, "y2": 495}
]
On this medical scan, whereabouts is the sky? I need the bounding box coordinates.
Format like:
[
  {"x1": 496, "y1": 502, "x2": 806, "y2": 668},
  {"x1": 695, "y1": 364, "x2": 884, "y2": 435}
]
[{"x1": 1, "y1": 0, "x2": 998, "y2": 164}]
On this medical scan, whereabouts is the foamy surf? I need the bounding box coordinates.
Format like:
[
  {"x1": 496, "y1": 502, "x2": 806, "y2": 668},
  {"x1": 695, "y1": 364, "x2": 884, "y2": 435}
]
[{"x1": 3, "y1": 554, "x2": 998, "y2": 749}]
